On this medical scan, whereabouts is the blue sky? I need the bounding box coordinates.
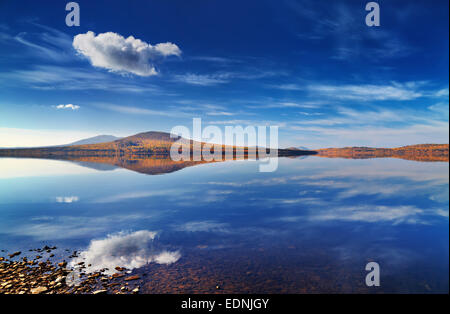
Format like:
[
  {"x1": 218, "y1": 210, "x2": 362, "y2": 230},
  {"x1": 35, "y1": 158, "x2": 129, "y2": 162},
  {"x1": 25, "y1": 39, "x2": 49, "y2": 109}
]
[{"x1": 0, "y1": 0, "x2": 448, "y2": 148}]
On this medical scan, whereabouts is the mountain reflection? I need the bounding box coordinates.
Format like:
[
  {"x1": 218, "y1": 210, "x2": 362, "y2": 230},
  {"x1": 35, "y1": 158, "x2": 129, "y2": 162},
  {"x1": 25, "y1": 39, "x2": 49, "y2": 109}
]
[{"x1": 67, "y1": 156, "x2": 213, "y2": 175}]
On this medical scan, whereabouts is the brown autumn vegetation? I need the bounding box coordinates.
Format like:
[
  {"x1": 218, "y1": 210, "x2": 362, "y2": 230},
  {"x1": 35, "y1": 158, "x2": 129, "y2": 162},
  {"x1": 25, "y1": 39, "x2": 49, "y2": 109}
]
[
  {"x1": 67, "y1": 156, "x2": 211, "y2": 175},
  {"x1": 0, "y1": 132, "x2": 447, "y2": 169},
  {"x1": 316, "y1": 144, "x2": 449, "y2": 162},
  {"x1": 0, "y1": 131, "x2": 314, "y2": 159}
]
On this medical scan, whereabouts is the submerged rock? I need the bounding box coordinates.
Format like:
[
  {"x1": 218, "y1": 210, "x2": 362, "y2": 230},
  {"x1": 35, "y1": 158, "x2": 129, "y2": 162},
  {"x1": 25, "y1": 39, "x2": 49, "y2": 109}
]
[
  {"x1": 124, "y1": 275, "x2": 140, "y2": 281},
  {"x1": 8, "y1": 251, "x2": 21, "y2": 258},
  {"x1": 0, "y1": 246, "x2": 149, "y2": 295},
  {"x1": 31, "y1": 286, "x2": 48, "y2": 294}
]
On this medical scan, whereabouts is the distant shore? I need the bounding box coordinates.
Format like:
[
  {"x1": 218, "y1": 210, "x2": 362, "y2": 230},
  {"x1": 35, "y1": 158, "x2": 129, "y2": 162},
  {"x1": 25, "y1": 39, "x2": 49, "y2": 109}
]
[
  {"x1": 315, "y1": 144, "x2": 449, "y2": 162},
  {"x1": 0, "y1": 143, "x2": 447, "y2": 162}
]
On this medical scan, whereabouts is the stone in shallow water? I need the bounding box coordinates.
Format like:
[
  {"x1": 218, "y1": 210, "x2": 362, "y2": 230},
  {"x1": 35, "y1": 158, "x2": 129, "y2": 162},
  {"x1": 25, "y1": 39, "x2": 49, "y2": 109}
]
[
  {"x1": 31, "y1": 286, "x2": 48, "y2": 294},
  {"x1": 112, "y1": 273, "x2": 124, "y2": 278},
  {"x1": 8, "y1": 251, "x2": 21, "y2": 258},
  {"x1": 124, "y1": 275, "x2": 140, "y2": 281}
]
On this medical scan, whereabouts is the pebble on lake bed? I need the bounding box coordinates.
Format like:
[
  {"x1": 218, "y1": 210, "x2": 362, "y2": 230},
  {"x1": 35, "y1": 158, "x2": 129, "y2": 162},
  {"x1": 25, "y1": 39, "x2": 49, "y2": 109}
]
[{"x1": 0, "y1": 246, "x2": 147, "y2": 295}]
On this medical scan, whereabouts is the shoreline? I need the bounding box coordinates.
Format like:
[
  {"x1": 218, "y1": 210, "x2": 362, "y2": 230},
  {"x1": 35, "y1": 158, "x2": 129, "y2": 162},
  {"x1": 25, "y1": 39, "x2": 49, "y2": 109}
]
[{"x1": 0, "y1": 246, "x2": 141, "y2": 294}]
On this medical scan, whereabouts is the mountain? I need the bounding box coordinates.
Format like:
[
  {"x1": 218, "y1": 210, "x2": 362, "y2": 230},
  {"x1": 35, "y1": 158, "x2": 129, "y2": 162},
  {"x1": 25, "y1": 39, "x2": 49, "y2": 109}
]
[
  {"x1": 66, "y1": 131, "x2": 187, "y2": 156},
  {"x1": 1, "y1": 130, "x2": 446, "y2": 163},
  {"x1": 0, "y1": 130, "x2": 315, "y2": 176},
  {"x1": 0, "y1": 131, "x2": 314, "y2": 159},
  {"x1": 315, "y1": 144, "x2": 449, "y2": 162},
  {"x1": 67, "y1": 135, "x2": 121, "y2": 146}
]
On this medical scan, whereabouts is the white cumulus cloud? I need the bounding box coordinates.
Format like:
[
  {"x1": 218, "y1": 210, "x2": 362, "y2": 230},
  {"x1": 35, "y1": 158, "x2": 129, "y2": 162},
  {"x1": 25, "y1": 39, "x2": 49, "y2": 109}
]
[
  {"x1": 56, "y1": 104, "x2": 80, "y2": 110},
  {"x1": 73, "y1": 31, "x2": 181, "y2": 76}
]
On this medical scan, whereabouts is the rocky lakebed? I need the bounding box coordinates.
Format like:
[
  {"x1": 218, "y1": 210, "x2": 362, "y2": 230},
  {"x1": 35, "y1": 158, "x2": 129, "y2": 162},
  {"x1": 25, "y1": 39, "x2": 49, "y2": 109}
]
[{"x1": 0, "y1": 246, "x2": 143, "y2": 294}]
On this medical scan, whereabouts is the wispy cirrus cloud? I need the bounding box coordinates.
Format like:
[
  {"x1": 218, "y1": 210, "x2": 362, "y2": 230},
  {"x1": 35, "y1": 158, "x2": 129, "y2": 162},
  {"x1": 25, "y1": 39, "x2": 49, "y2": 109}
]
[
  {"x1": 0, "y1": 21, "x2": 73, "y2": 61},
  {"x1": 172, "y1": 73, "x2": 230, "y2": 86},
  {"x1": 0, "y1": 65, "x2": 160, "y2": 93},
  {"x1": 246, "y1": 101, "x2": 327, "y2": 110},
  {"x1": 14, "y1": 32, "x2": 69, "y2": 61},
  {"x1": 271, "y1": 81, "x2": 436, "y2": 101},
  {"x1": 189, "y1": 56, "x2": 242, "y2": 65},
  {"x1": 171, "y1": 101, "x2": 243, "y2": 117},
  {"x1": 434, "y1": 88, "x2": 449, "y2": 97},
  {"x1": 270, "y1": 81, "x2": 448, "y2": 102},
  {"x1": 293, "y1": 107, "x2": 425, "y2": 127},
  {"x1": 428, "y1": 102, "x2": 449, "y2": 116},
  {"x1": 94, "y1": 103, "x2": 180, "y2": 117},
  {"x1": 280, "y1": 92, "x2": 448, "y2": 148},
  {"x1": 307, "y1": 82, "x2": 424, "y2": 101},
  {"x1": 288, "y1": 0, "x2": 413, "y2": 61},
  {"x1": 270, "y1": 83, "x2": 303, "y2": 91},
  {"x1": 173, "y1": 70, "x2": 285, "y2": 86},
  {"x1": 95, "y1": 102, "x2": 239, "y2": 119},
  {"x1": 290, "y1": 120, "x2": 449, "y2": 148},
  {"x1": 73, "y1": 31, "x2": 181, "y2": 76},
  {"x1": 206, "y1": 119, "x2": 286, "y2": 128}
]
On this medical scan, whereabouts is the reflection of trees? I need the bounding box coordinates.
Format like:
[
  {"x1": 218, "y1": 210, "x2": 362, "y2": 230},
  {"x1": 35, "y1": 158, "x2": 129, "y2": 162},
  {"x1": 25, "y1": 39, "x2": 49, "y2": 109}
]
[
  {"x1": 67, "y1": 156, "x2": 211, "y2": 175},
  {"x1": 316, "y1": 144, "x2": 449, "y2": 162}
]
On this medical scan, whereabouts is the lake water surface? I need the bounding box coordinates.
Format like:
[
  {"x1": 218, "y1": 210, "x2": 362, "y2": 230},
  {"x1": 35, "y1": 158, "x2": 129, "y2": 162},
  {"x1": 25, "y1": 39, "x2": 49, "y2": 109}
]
[{"x1": 0, "y1": 156, "x2": 448, "y2": 293}]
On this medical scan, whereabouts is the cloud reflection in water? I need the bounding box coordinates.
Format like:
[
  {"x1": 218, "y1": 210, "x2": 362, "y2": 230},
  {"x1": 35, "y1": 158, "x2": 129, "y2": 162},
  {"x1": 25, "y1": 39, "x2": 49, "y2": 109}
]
[
  {"x1": 55, "y1": 196, "x2": 79, "y2": 203},
  {"x1": 69, "y1": 230, "x2": 180, "y2": 278}
]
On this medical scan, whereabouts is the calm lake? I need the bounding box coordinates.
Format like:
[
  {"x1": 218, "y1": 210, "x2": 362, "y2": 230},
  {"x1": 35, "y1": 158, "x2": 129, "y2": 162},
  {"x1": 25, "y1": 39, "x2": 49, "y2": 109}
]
[{"x1": 0, "y1": 156, "x2": 448, "y2": 293}]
